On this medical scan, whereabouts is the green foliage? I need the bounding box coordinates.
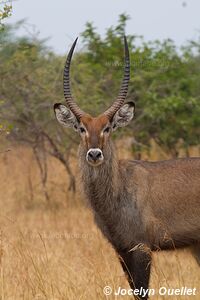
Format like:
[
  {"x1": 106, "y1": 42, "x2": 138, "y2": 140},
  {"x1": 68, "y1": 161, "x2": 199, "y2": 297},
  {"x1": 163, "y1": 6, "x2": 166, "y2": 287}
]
[
  {"x1": 0, "y1": 1, "x2": 12, "y2": 32},
  {"x1": 0, "y1": 23, "x2": 65, "y2": 146},
  {"x1": 0, "y1": 15, "x2": 200, "y2": 156},
  {"x1": 80, "y1": 14, "x2": 200, "y2": 150}
]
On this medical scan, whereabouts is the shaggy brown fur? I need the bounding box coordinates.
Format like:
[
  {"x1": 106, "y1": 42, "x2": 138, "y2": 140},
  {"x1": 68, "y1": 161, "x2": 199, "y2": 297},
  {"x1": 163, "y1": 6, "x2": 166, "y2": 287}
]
[
  {"x1": 77, "y1": 128, "x2": 200, "y2": 298},
  {"x1": 54, "y1": 100, "x2": 200, "y2": 300}
]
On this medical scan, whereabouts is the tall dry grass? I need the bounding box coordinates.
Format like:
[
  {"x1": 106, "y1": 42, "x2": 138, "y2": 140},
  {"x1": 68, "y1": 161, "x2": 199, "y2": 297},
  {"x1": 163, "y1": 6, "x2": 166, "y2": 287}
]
[{"x1": 0, "y1": 143, "x2": 199, "y2": 300}]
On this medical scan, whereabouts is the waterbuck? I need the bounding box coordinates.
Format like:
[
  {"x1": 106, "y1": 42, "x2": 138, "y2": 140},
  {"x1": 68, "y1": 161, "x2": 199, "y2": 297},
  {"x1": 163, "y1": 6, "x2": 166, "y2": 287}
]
[{"x1": 54, "y1": 37, "x2": 200, "y2": 299}]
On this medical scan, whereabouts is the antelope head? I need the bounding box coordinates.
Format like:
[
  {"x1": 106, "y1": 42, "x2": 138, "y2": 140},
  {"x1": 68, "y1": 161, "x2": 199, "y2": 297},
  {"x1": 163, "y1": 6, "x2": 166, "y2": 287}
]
[{"x1": 54, "y1": 37, "x2": 135, "y2": 167}]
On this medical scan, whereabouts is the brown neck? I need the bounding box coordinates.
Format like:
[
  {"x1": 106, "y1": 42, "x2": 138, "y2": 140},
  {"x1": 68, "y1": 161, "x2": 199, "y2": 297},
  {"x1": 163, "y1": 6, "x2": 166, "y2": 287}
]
[{"x1": 78, "y1": 140, "x2": 120, "y2": 212}]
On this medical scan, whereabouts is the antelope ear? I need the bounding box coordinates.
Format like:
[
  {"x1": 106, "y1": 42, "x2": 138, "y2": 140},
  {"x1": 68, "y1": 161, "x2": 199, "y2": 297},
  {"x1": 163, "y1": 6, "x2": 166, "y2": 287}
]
[
  {"x1": 112, "y1": 102, "x2": 135, "y2": 131},
  {"x1": 54, "y1": 103, "x2": 79, "y2": 131}
]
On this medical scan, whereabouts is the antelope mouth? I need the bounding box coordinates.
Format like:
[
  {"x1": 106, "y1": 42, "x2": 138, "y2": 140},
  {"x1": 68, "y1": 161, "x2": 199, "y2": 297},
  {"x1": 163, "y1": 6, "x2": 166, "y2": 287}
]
[{"x1": 87, "y1": 159, "x2": 104, "y2": 167}]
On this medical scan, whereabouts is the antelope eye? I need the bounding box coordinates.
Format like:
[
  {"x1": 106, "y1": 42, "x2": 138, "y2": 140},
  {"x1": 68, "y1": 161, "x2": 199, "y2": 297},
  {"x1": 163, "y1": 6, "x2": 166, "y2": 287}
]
[
  {"x1": 103, "y1": 127, "x2": 110, "y2": 133},
  {"x1": 80, "y1": 127, "x2": 86, "y2": 133}
]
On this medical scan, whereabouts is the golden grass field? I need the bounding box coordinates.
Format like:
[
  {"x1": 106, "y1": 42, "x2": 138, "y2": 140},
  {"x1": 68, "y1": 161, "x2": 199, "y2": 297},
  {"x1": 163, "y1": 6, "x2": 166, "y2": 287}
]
[{"x1": 0, "y1": 143, "x2": 200, "y2": 300}]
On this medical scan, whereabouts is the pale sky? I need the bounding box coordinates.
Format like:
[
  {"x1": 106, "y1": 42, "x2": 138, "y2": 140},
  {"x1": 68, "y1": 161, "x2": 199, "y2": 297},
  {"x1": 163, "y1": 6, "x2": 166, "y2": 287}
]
[{"x1": 6, "y1": 0, "x2": 200, "y2": 54}]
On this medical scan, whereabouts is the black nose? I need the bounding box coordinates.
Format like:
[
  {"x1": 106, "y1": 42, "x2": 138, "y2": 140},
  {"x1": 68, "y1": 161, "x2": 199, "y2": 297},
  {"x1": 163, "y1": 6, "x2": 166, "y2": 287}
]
[{"x1": 88, "y1": 149, "x2": 102, "y2": 161}]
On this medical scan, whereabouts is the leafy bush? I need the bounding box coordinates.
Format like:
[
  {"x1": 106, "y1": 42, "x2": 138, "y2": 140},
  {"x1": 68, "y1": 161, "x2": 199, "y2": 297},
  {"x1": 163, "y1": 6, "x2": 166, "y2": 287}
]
[{"x1": 0, "y1": 14, "x2": 200, "y2": 158}]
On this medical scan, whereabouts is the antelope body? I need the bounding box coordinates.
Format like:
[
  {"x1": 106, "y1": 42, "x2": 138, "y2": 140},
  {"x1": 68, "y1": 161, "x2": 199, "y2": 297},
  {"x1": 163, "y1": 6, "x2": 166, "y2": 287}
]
[{"x1": 54, "y1": 37, "x2": 200, "y2": 299}]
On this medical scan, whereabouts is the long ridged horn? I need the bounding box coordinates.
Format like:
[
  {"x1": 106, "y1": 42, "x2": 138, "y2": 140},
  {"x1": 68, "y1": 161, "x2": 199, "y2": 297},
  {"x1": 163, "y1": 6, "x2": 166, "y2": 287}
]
[
  {"x1": 63, "y1": 37, "x2": 85, "y2": 119},
  {"x1": 104, "y1": 36, "x2": 130, "y2": 119}
]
